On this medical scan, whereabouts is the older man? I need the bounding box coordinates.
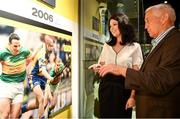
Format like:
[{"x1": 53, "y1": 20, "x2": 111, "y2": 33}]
[{"x1": 99, "y1": 3, "x2": 180, "y2": 118}]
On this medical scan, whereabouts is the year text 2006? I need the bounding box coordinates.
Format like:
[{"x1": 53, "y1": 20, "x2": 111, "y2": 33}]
[{"x1": 32, "y1": 7, "x2": 53, "y2": 22}]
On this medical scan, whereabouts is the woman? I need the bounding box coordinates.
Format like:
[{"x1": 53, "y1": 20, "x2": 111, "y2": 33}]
[{"x1": 89, "y1": 13, "x2": 143, "y2": 118}]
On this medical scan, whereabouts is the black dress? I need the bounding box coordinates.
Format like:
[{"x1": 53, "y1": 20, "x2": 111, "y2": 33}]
[{"x1": 99, "y1": 73, "x2": 132, "y2": 118}]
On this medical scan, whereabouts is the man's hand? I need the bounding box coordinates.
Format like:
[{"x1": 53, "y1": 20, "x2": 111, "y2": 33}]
[
  {"x1": 98, "y1": 64, "x2": 127, "y2": 77},
  {"x1": 125, "y1": 97, "x2": 135, "y2": 110},
  {"x1": 47, "y1": 77, "x2": 53, "y2": 84}
]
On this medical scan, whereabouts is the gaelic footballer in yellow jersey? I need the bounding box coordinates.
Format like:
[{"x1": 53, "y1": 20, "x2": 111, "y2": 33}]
[{"x1": 0, "y1": 33, "x2": 33, "y2": 118}]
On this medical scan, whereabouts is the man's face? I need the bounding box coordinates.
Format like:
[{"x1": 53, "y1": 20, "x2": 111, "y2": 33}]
[
  {"x1": 45, "y1": 35, "x2": 54, "y2": 52},
  {"x1": 9, "y1": 39, "x2": 21, "y2": 55},
  {"x1": 145, "y1": 10, "x2": 162, "y2": 38}
]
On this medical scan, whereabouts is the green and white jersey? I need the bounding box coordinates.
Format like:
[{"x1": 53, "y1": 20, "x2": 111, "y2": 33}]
[{"x1": 0, "y1": 47, "x2": 31, "y2": 83}]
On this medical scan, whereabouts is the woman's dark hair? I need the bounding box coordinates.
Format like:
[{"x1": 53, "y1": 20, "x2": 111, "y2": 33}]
[{"x1": 106, "y1": 13, "x2": 136, "y2": 46}]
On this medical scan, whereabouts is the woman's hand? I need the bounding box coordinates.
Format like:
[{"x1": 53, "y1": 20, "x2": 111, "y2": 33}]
[
  {"x1": 88, "y1": 64, "x2": 102, "y2": 72},
  {"x1": 125, "y1": 97, "x2": 135, "y2": 110}
]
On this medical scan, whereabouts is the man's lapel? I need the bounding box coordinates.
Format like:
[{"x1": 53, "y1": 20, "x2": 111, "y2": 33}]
[{"x1": 141, "y1": 28, "x2": 176, "y2": 70}]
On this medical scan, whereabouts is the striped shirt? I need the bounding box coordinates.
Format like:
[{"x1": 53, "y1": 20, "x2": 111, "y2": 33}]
[
  {"x1": 150, "y1": 26, "x2": 175, "y2": 52},
  {"x1": 0, "y1": 47, "x2": 31, "y2": 82}
]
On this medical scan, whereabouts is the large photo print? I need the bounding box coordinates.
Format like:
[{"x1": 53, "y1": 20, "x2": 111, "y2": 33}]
[{"x1": 0, "y1": 24, "x2": 72, "y2": 118}]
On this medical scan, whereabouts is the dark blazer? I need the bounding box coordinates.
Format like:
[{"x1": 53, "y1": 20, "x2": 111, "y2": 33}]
[{"x1": 125, "y1": 28, "x2": 180, "y2": 118}]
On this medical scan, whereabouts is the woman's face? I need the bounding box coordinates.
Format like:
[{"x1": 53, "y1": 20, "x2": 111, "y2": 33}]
[{"x1": 110, "y1": 19, "x2": 121, "y2": 37}]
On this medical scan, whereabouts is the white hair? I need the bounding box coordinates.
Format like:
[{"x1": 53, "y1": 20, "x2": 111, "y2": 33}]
[{"x1": 146, "y1": 3, "x2": 176, "y2": 24}]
